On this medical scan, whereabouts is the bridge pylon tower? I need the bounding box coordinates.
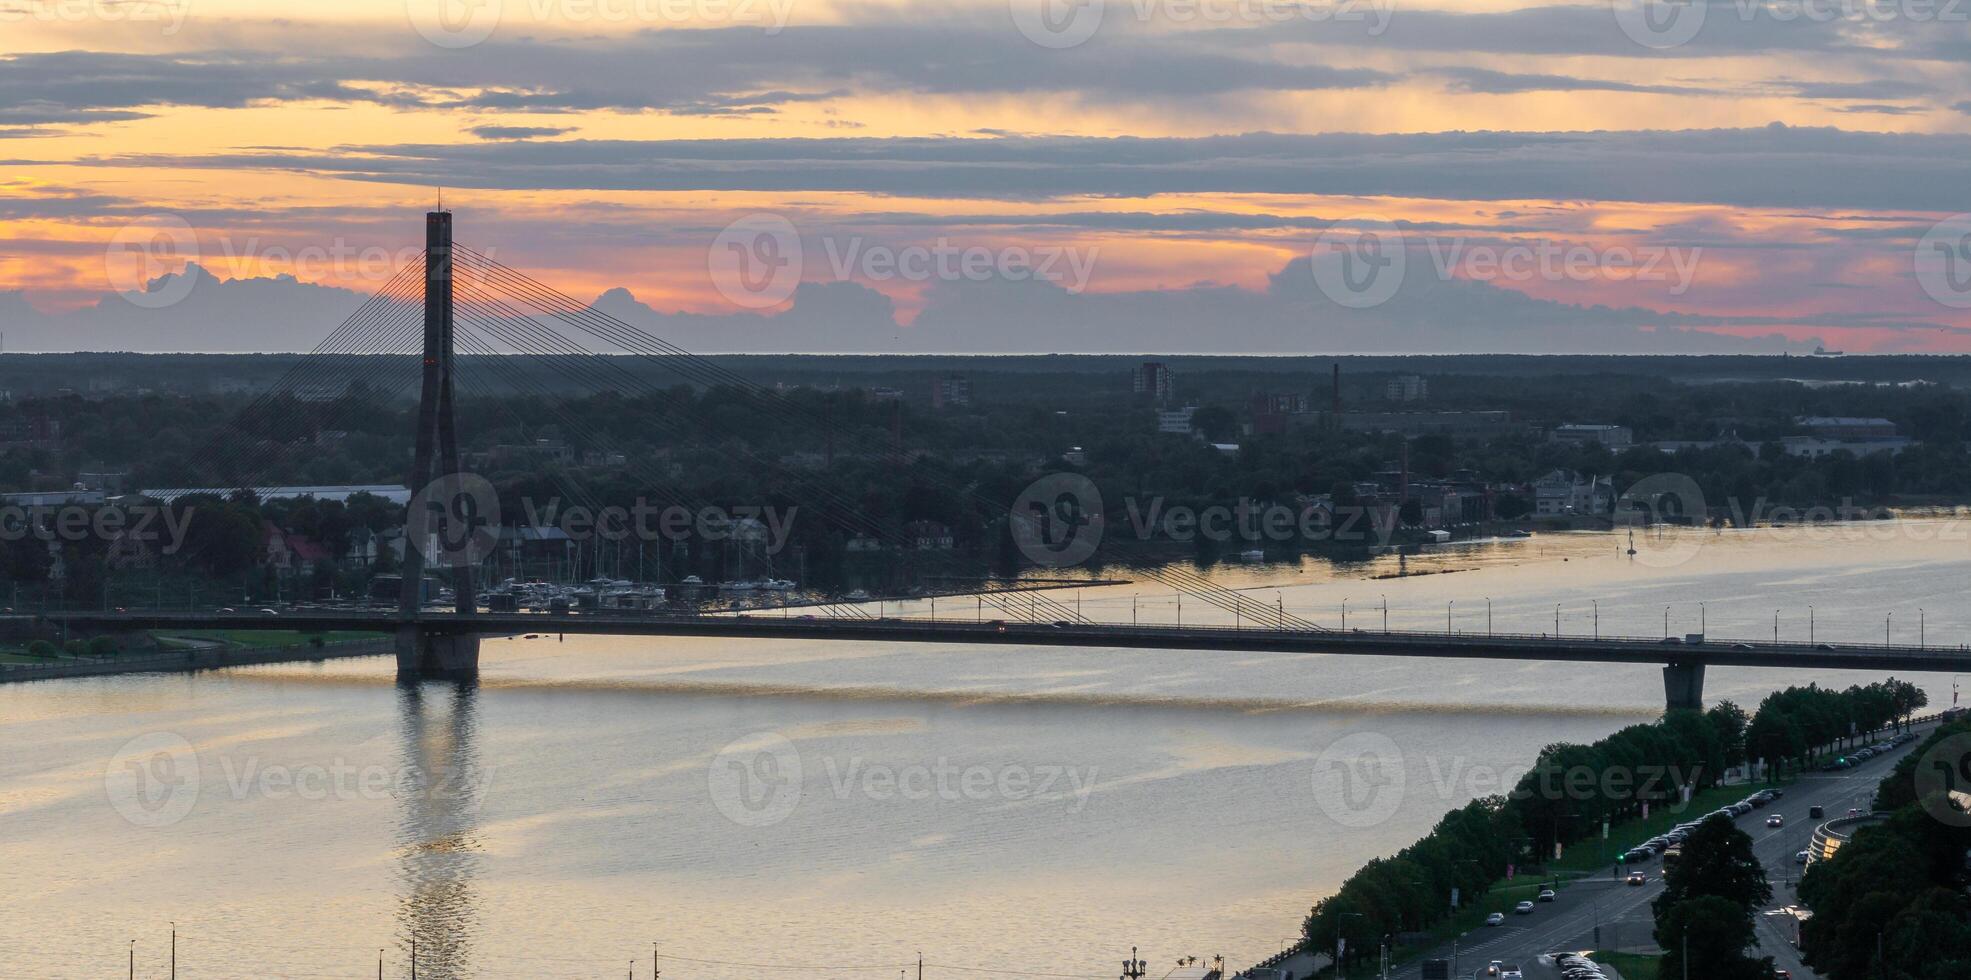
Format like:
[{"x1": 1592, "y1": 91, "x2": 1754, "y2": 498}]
[{"x1": 395, "y1": 209, "x2": 480, "y2": 681}]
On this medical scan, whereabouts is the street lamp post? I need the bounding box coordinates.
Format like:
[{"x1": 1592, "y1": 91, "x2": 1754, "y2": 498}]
[
  {"x1": 1448, "y1": 599, "x2": 1454, "y2": 634},
  {"x1": 1774, "y1": 609, "x2": 1780, "y2": 645},
  {"x1": 1555, "y1": 602, "x2": 1561, "y2": 636},
  {"x1": 1336, "y1": 912, "x2": 1366, "y2": 980},
  {"x1": 1700, "y1": 601, "x2": 1707, "y2": 635},
  {"x1": 1810, "y1": 605, "x2": 1815, "y2": 645},
  {"x1": 1341, "y1": 597, "x2": 1349, "y2": 630},
  {"x1": 1921, "y1": 608, "x2": 1926, "y2": 649},
  {"x1": 1887, "y1": 611, "x2": 1893, "y2": 649},
  {"x1": 1592, "y1": 599, "x2": 1599, "y2": 640},
  {"x1": 1485, "y1": 597, "x2": 1492, "y2": 636},
  {"x1": 1663, "y1": 605, "x2": 1670, "y2": 639},
  {"x1": 1381, "y1": 594, "x2": 1388, "y2": 633}
]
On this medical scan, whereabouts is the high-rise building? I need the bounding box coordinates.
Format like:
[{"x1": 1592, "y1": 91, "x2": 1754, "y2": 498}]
[
  {"x1": 931, "y1": 374, "x2": 971, "y2": 409},
  {"x1": 1385, "y1": 375, "x2": 1428, "y2": 402},
  {"x1": 1133, "y1": 361, "x2": 1173, "y2": 402}
]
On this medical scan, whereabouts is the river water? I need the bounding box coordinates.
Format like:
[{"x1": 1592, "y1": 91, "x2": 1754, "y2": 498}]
[{"x1": 3, "y1": 519, "x2": 1965, "y2": 978}]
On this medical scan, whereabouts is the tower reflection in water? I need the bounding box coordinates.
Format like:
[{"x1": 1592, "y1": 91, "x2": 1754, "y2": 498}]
[{"x1": 395, "y1": 681, "x2": 487, "y2": 979}]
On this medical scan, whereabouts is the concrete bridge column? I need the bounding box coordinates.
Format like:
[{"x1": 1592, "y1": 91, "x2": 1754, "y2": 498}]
[
  {"x1": 1663, "y1": 661, "x2": 1706, "y2": 713},
  {"x1": 396, "y1": 627, "x2": 480, "y2": 682}
]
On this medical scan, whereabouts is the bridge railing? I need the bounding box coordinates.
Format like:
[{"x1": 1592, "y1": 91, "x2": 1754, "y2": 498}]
[{"x1": 34, "y1": 607, "x2": 1971, "y2": 660}]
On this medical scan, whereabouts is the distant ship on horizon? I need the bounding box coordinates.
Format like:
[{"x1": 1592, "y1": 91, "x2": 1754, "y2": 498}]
[{"x1": 1813, "y1": 345, "x2": 1845, "y2": 356}]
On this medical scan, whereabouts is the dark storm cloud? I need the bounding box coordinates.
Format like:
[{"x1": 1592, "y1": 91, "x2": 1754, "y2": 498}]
[{"x1": 60, "y1": 127, "x2": 1971, "y2": 211}]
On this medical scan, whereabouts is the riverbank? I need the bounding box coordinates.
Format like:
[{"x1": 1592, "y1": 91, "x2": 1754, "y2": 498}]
[{"x1": 0, "y1": 634, "x2": 393, "y2": 682}]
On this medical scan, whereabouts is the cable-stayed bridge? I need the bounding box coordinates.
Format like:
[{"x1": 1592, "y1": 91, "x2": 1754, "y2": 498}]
[{"x1": 38, "y1": 212, "x2": 1971, "y2": 711}]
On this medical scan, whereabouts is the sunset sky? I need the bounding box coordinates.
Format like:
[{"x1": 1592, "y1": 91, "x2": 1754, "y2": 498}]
[{"x1": 6, "y1": 0, "x2": 1971, "y2": 352}]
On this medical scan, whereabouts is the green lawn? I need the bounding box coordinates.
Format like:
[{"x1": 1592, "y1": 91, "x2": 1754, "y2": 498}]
[
  {"x1": 1592, "y1": 950, "x2": 1662, "y2": 980},
  {"x1": 154, "y1": 629, "x2": 387, "y2": 649}
]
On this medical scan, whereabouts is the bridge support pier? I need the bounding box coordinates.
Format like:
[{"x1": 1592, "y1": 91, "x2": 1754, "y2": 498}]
[
  {"x1": 1663, "y1": 661, "x2": 1706, "y2": 713},
  {"x1": 396, "y1": 628, "x2": 480, "y2": 682}
]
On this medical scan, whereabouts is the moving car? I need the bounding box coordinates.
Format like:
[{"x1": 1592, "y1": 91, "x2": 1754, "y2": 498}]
[
  {"x1": 1486, "y1": 913, "x2": 1506, "y2": 927},
  {"x1": 1626, "y1": 872, "x2": 1647, "y2": 886},
  {"x1": 1767, "y1": 814, "x2": 1784, "y2": 827},
  {"x1": 1796, "y1": 850, "x2": 1810, "y2": 864},
  {"x1": 1514, "y1": 900, "x2": 1536, "y2": 915},
  {"x1": 1537, "y1": 889, "x2": 1557, "y2": 903}
]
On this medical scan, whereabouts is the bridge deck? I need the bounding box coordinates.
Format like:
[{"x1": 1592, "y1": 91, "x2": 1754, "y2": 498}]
[{"x1": 43, "y1": 610, "x2": 1971, "y2": 673}]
